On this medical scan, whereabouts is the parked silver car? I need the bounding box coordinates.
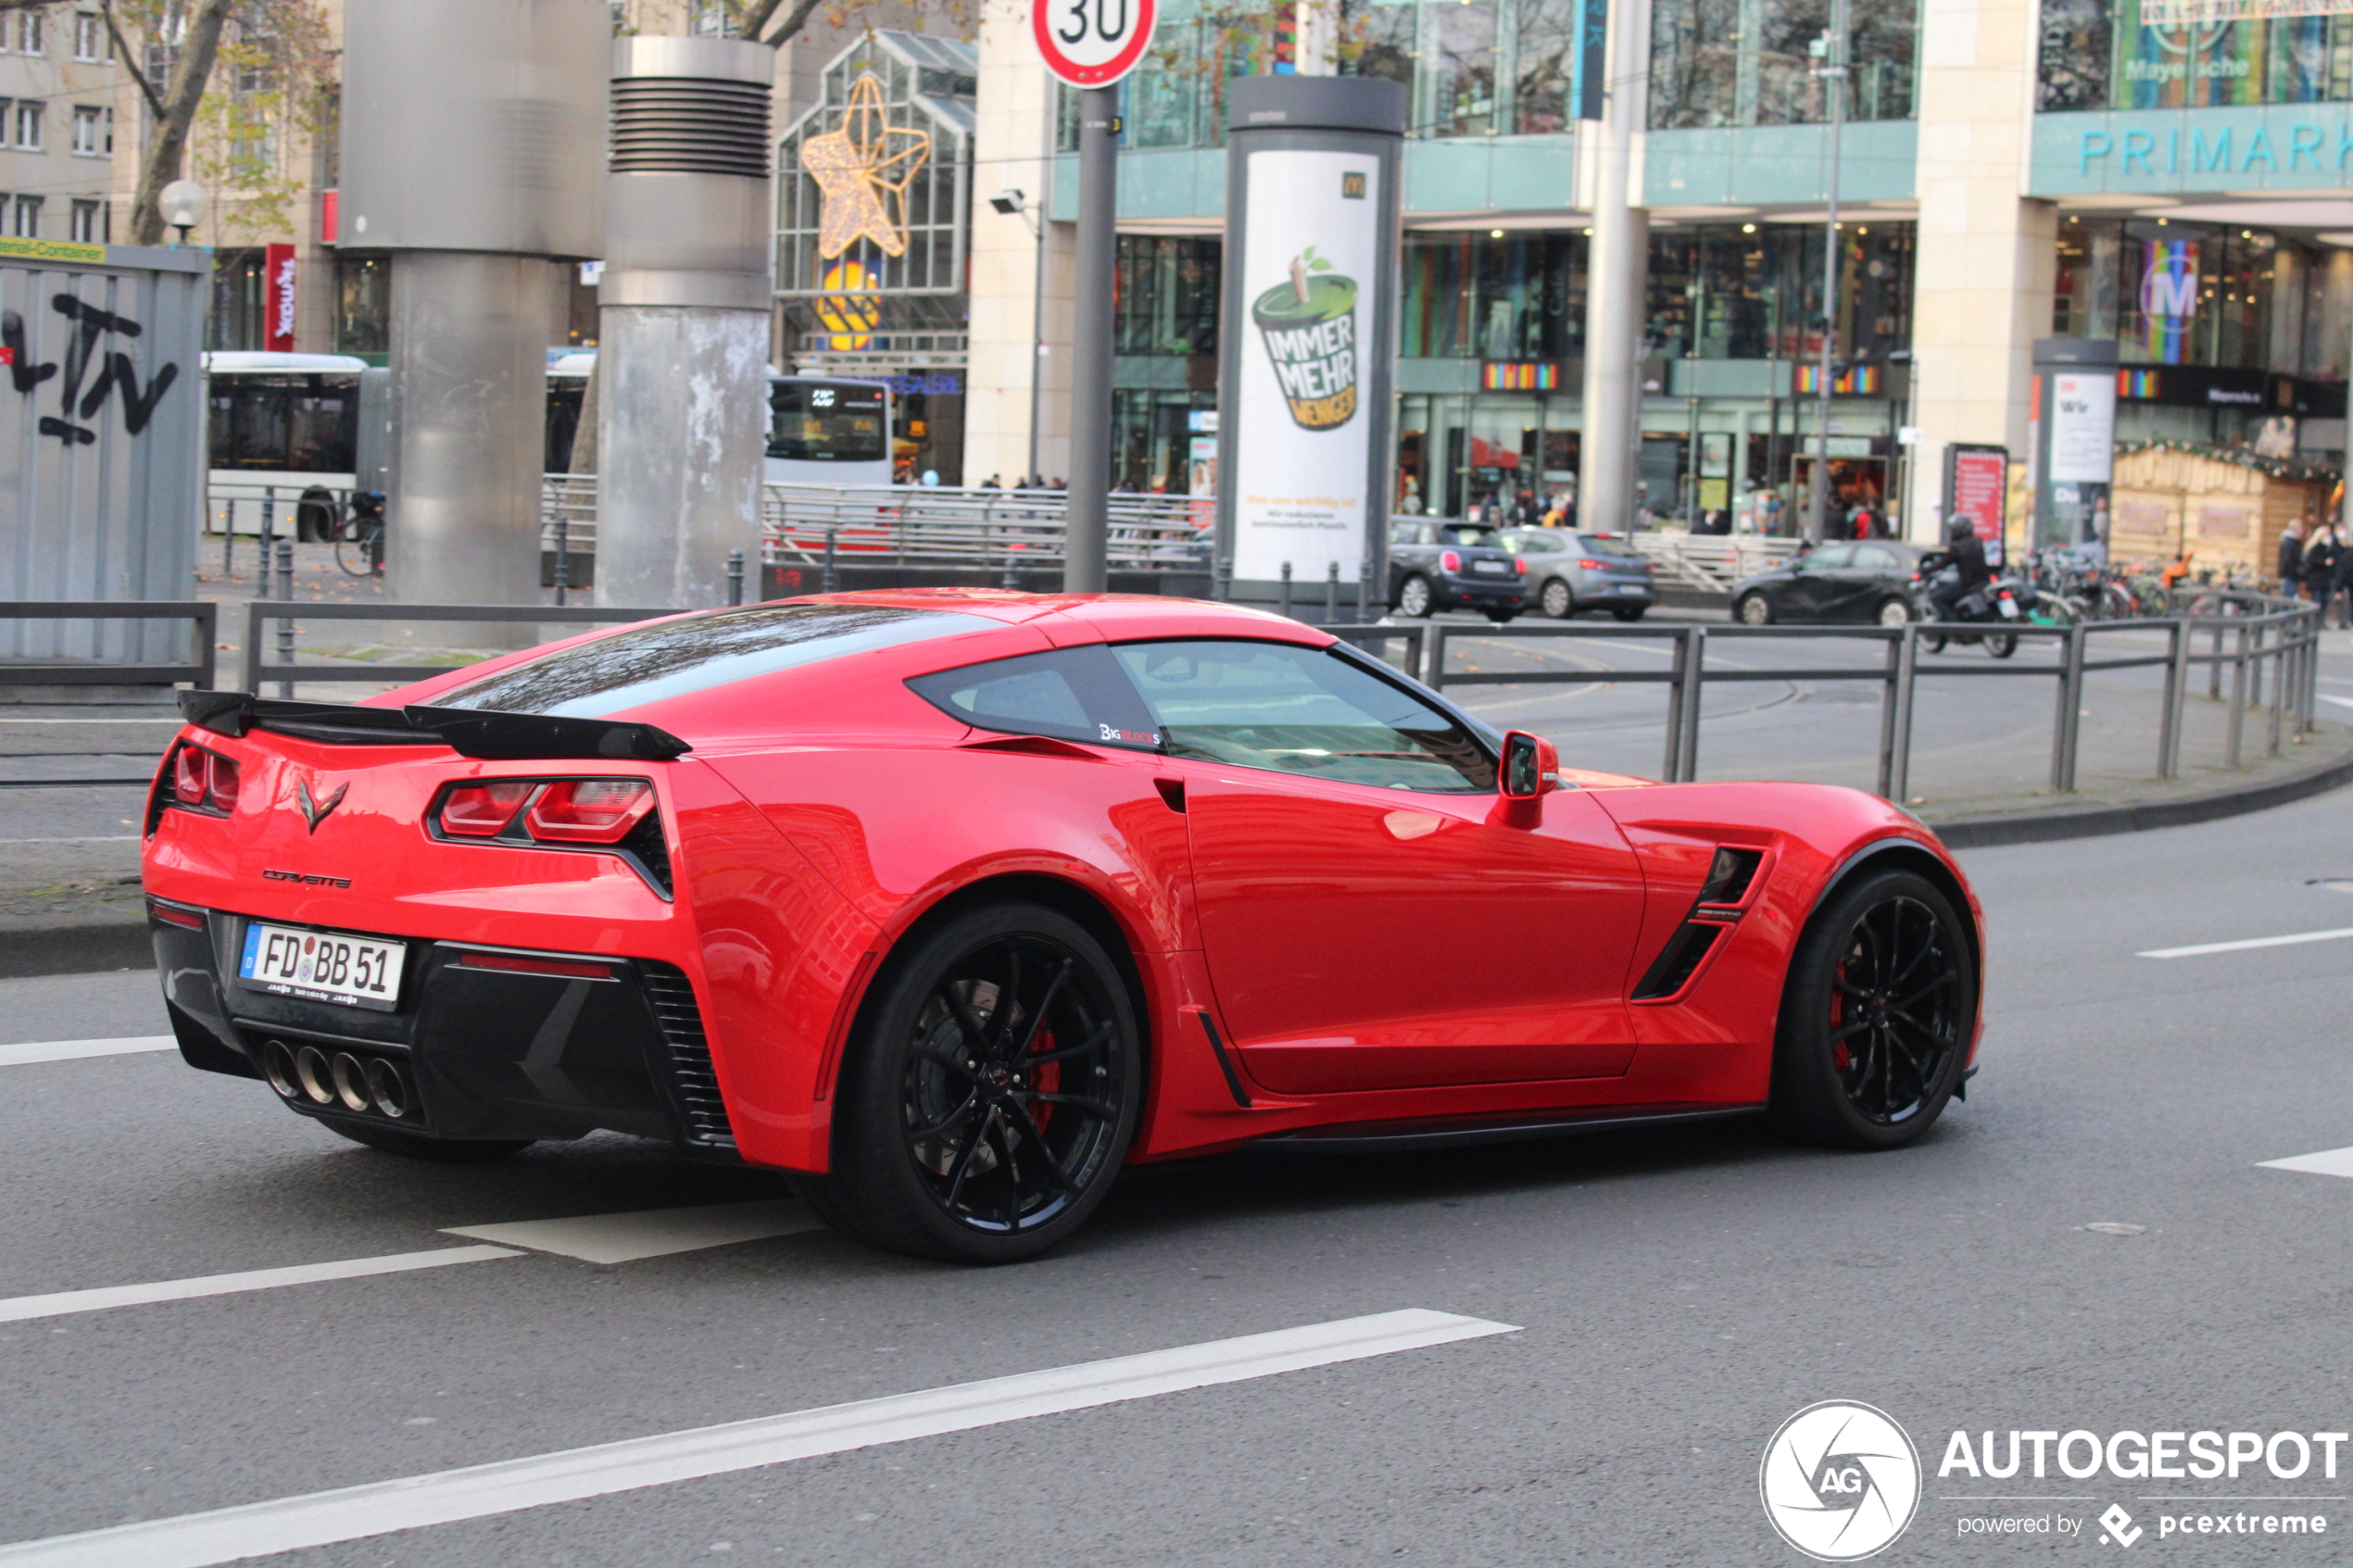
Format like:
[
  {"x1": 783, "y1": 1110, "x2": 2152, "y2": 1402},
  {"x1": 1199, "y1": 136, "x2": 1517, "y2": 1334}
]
[{"x1": 1501, "y1": 529, "x2": 1657, "y2": 621}]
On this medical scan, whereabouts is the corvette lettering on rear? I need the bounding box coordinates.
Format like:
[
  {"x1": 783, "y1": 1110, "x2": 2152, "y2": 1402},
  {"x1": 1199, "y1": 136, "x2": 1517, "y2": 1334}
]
[{"x1": 262, "y1": 869, "x2": 353, "y2": 888}]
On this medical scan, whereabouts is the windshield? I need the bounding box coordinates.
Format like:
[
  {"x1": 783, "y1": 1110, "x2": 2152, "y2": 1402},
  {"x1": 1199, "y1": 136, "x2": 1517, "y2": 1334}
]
[
  {"x1": 431, "y1": 604, "x2": 993, "y2": 718},
  {"x1": 768, "y1": 381, "x2": 887, "y2": 462},
  {"x1": 1441, "y1": 525, "x2": 1504, "y2": 548}
]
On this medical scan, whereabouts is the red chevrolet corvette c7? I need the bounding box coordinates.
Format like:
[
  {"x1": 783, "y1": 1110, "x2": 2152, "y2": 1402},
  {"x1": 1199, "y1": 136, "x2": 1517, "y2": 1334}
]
[{"x1": 142, "y1": 590, "x2": 1982, "y2": 1261}]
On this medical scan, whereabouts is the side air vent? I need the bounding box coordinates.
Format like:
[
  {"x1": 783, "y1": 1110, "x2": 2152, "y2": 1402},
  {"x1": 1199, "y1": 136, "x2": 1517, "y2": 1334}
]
[
  {"x1": 1697, "y1": 847, "x2": 1764, "y2": 907},
  {"x1": 1632, "y1": 922, "x2": 1722, "y2": 1001},
  {"x1": 641, "y1": 961, "x2": 736, "y2": 1148}
]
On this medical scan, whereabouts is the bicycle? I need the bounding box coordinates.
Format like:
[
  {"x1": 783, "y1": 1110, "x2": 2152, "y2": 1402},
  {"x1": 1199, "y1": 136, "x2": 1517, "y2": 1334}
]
[{"x1": 335, "y1": 491, "x2": 385, "y2": 578}]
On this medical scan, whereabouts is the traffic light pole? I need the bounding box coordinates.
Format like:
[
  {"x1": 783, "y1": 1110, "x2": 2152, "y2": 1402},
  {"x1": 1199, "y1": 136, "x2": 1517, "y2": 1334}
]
[{"x1": 1063, "y1": 85, "x2": 1119, "y2": 594}]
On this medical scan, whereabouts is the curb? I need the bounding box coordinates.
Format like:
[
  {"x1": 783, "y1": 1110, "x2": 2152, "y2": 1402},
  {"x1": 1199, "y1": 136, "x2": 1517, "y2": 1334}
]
[
  {"x1": 0, "y1": 920, "x2": 153, "y2": 981},
  {"x1": 1925, "y1": 745, "x2": 2353, "y2": 848}
]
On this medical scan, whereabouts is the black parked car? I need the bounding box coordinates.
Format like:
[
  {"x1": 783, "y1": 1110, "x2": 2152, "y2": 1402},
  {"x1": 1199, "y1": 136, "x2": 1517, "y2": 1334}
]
[
  {"x1": 1388, "y1": 521, "x2": 1528, "y2": 621},
  {"x1": 1730, "y1": 540, "x2": 1923, "y2": 627},
  {"x1": 1501, "y1": 528, "x2": 1656, "y2": 621}
]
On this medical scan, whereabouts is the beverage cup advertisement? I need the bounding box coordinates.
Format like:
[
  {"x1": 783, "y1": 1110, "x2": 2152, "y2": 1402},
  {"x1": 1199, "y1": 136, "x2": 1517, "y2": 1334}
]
[{"x1": 1230, "y1": 149, "x2": 1380, "y2": 585}]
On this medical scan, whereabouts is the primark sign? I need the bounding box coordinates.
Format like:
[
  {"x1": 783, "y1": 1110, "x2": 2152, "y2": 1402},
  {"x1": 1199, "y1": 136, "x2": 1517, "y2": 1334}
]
[{"x1": 2033, "y1": 102, "x2": 2353, "y2": 195}]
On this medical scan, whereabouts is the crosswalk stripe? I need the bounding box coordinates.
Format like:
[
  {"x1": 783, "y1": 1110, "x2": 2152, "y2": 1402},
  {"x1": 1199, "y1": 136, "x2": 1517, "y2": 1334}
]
[
  {"x1": 0, "y1": 1037, "x2": 176, "y2": 1068},
  {"x1": 0, "y1": 1308, "x2": 1516, "y2": 1568},
  {"x1": 442, "y1": 1199, "x2": 822, "y2": 1263},
  {"x1": 0, "y1": 1247, "x2": 522, "y2": 1325},
  {"x1": 2259, "y1": 1146, "x2": 2353, "y2": 1180}
]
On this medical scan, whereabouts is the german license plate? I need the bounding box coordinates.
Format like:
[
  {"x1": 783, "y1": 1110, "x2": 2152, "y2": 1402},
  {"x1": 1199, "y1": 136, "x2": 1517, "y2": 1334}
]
[
  {"x1": 239, "y1": 922, "x2": 406, "y2": 1010},
  {"x1": 1471, "y1": 558, "x2": 1509, "y2": 575}
]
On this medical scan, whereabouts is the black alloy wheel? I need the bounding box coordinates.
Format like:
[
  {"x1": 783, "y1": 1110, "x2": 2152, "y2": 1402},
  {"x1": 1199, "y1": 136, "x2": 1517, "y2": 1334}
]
[
  {"x1": 1738, "y1": 592, "x2": 1774, "y2": 626},
  {"x1": 807, "y1": 902, "x2": 1142, "y2": 1263},
  {"x1": 1770, "y1": 868, "x2": 1973, "y2": 1150},
  {"x1": 1541, "y1": 578, "x2": 1575, "y2": 619},
  {"x1": 1397, "y1": 574, "x2": 1435, "y2": 618}
]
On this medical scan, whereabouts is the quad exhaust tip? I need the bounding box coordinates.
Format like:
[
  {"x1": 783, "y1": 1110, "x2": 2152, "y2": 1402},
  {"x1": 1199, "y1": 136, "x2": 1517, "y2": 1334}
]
[{"x1": 264, "y1": 1039, "x2": 413, "y2": 1121}]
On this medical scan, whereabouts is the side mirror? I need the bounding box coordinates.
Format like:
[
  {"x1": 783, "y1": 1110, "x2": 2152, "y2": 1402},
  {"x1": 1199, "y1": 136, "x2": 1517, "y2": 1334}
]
[{"x1": 1501, "y1": 730, "x2": 1559, "y2": 798}]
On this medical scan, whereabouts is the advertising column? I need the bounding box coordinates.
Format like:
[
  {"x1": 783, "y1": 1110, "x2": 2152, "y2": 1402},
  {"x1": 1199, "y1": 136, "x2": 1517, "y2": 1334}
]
[
  {"x1": 1216, "y1": 77, "x2": 1405, "y2": 606},
  {"x1": 2031, "y1": 337, "x2": 2120, "y2": 552}
]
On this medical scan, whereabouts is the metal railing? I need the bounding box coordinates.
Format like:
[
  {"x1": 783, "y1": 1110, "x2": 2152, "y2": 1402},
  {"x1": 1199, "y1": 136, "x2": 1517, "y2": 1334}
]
[
  {"x1": 0, "y1": 601, "x2": 220, "y2": 688},
  {"x1": 1621, "y1": 533, "x2": 1803, "y2": 593},
  {"x1": 1378, "y1": 590, "x2": 2322, "y2": 801},
  {"x1": 240, "y1": 601, "x2": 676, "y2": 697}
]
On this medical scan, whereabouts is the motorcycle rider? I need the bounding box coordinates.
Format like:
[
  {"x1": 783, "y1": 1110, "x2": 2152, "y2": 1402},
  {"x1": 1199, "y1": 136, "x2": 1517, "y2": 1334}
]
[{"x1": 1923, "y1": 515, "x2": 1992, "y2": 620}]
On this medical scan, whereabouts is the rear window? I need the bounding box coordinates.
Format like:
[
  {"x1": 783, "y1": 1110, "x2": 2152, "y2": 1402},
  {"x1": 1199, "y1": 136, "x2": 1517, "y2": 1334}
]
[
  {"x1": 432, "y1": 604, "x2": 994, "y2": 718},
  {"x1": 906, "y1": 644, "x2": 1164, "y2": 750},
  {"x1": 1441, "y1": 525, "x2": 1504, "y2": 547},
  {"x1": 1502, "y1": 530, "x2": 1569, "y2": 555},
  {"x1": 1572, "y1": 533, "x2": 1642, "y2": 559}
]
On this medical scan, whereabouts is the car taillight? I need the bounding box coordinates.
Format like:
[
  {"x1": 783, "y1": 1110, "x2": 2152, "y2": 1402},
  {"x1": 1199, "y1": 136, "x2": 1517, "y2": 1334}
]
[
  {"x1": 1578, "y1": 558, "x2": 1606, "y2": 570},
  {"x1": 169, "y1": 744, "x2": 239, "y2": 811},
  {"x1": 438, "y1": 781, "x2": 535, "y2": 837},
  {"x1": 523, "y1": 779, "x2": 655, "y2": 844},
  {"x1": 1441, "y1": 549, "x2": 1462, "y2": 572},
  {"x1": 1515, "y1": 557, "x2": 1528, "y2": 575}
]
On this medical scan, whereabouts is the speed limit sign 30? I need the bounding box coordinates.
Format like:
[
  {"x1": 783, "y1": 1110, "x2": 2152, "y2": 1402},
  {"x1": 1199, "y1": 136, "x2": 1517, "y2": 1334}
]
[{"x1": 1033, "y1": 0, "x2": 1156, "y2": 86}]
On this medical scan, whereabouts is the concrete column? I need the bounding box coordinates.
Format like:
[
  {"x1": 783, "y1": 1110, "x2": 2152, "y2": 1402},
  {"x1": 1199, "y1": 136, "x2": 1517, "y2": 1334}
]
[
  {"x1": 384, "y1": 252, "x2": 559, "y2": 615},
  {"x1": 1907, "y1": 0, "x2": 2054, "y2": 545},
  {"x1": 965, "y1": 6, "x2": 1074, "y2": 489},
  {"x1": 1578, "y1": 0, "x2": 1651, "y2": 535}
]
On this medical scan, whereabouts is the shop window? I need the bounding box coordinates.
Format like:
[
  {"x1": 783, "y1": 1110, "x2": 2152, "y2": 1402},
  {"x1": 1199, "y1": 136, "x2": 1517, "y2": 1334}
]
[
  {"x1": 1115, "y1": 235, "x2": 1221, "y2": 357},
  {"x1": 209, "y1": 248, "x2": 266, "y2": 350},
  {"x1": 333, "y1": 251, "x2": 390, "y2": 356},
  {"x1": 2037, "y1": 0, "x2": 2353, "y2": 110}
]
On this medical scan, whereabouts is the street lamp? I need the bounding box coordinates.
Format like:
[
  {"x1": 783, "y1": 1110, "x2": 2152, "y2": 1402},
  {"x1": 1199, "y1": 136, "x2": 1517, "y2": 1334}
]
[
  {"x1": 159, "y1": 179, "x2": 208, "y2": 246},
  {"x1": 993, "y1": 188, "x2": 1047, "y2": 485},
  {"x1": 1807, "y1": 0, "x2": 1849, "y2": 545}
]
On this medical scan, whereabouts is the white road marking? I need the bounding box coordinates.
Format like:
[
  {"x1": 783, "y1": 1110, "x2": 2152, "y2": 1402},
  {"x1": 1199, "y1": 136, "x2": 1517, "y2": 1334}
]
[
  {"x1": 0, "y1": 1036, "x2": 176, "y2": 1067},
  {"x1": 0, "y1": 835, "x2": 142, "y2": 845},
  {"x1": 0, "y1": 1309, "x2": 1516, "y2": 1568},
  {"x1": 441, "y1": 1199, "x2": 822, "y2": 1263},
  {"x1": 2259, "y1": 1146, "x2": 2353, "y2": 1180},
  {"x1": 2320, "y1": 694, "x2": 2353, "y2": 710},
  {"x1": 2137, "y1": 926, "x2": 2353, "y2": 959},
  {"x1": 0, "y1": 1247, "x2": 522, "y2": 1325}
]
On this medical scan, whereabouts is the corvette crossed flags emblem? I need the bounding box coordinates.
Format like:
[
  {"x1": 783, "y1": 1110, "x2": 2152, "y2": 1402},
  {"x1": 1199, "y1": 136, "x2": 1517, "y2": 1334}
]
[{"x1": 296, "y1": 777, "x2": 347, "y2": 834}]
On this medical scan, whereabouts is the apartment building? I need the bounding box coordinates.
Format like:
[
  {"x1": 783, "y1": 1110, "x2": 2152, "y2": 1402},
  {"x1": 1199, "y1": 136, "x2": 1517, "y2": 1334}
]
[{"x1": 0, "y1": 6, "x2": 120, "y2": 245}]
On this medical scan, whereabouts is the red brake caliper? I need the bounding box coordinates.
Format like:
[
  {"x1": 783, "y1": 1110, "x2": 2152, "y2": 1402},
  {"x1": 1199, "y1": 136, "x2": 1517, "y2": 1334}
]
[
  {"x1": 1829, "y1": 962, "x2": 1850, "y2": 1073},
  {"x1": 1027, "y1": 1027, "x2": 1059, "y2": 1133}
]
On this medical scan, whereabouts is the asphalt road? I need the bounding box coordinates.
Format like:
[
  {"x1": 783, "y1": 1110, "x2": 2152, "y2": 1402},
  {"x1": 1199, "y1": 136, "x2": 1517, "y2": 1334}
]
[{"x1": 4, "y1": 785, "x2": 2353, "y2": 1564}]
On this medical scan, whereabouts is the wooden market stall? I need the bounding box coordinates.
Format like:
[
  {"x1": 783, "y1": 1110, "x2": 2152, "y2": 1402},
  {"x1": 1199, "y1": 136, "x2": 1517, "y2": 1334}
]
[{"x1": 2106, "y1": 443, "x2": 2334, "y2": 581}]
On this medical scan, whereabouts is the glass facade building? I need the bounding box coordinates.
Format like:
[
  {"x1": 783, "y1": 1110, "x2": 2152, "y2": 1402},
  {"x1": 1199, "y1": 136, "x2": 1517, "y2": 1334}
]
[{"x1": 1650, "y1": 0, "x2": 1919, "y2": 128}]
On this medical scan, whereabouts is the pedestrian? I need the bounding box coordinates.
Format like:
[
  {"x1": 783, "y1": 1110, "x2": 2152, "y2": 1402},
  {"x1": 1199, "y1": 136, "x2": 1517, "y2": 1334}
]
[
  {"x1": 2334, "y1": 524, "x2": 2353, "y2": 629},
  {"x1": 2277, "y1": 518, "x2": 2306, "y2": 599},
  {"x1": 2304, "y1": 523, "x2": 2336, "y2": 622}
]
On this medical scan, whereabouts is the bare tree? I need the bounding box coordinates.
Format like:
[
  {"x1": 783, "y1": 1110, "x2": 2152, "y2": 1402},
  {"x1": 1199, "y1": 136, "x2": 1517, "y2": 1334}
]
[
  {"x1": 734, "y1": 0, "x2": 833, "y2": 47},
  {"x1": 122, "y1": 0, "x2": 235, "y2": 244}
]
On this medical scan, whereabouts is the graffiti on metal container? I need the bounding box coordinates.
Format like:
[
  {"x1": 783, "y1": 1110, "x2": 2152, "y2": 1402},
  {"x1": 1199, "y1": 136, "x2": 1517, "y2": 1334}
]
[{"x1": 2, "y1": 293, "x2": 182, "y2": 445}]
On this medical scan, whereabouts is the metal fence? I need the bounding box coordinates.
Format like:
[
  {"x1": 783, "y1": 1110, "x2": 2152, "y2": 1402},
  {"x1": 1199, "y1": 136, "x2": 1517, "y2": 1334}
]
[
  {"x1": 238, "y1": 601, "x2": 676, "y2": 696},
  {"x1": 0, "y1": 602, "x2": 219, "y2": 688},
  {"x1": 1321, "y1": 589, "x2": 2323, "y2": 802}
]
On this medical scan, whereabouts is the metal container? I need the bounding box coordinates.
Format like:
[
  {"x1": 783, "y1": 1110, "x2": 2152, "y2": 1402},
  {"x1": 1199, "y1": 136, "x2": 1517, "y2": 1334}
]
[{"x1": 0, "y1": 241, "x2": 206, "y2": 667}]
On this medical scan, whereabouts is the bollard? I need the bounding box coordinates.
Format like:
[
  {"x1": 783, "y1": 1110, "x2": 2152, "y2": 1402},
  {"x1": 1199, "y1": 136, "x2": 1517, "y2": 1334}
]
[
  {"x1": 1357, "y1": 557, "x2": 1372, "y2": 622},
  {"x1": 1214, "y1": 555, "x2": 1233, "y2": 602},
  {"x1": 553, "y1": 516, "x2": 571, "y2": 606},
  {"x1": 726, "y1": 548, "x2": 745, "y2": 607},
  {"x1": 275, "y1": 543, "x2": 297, "y2": 700},
  {"x1": 1279, "y1": 560, "x2": 1293, "y2": 620},
  {"x1": 823, "y1": 528, "x2": 840, "y2": 594},
  {"x1": 2225, "y1": 623, "x2": 2248, "y2": 767},
  {"x1": 259, "y1": 489, "x2": 278, "y2": 599},
  {"x1": 1324, "y1": 560, "x2": 1340, "y2": 622},
  {"x1": 220, "y1": 499, "x2": 236, "y2": 582}
]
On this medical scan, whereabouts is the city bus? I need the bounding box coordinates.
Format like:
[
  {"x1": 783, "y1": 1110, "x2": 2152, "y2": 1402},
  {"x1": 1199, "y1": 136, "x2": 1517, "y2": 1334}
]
[
  {"x1": 203, "y1": 351, "x2": 372, "y2": 538},
  {"x1": 547, "y1": 353, "x2": 893, "y2": 487}
]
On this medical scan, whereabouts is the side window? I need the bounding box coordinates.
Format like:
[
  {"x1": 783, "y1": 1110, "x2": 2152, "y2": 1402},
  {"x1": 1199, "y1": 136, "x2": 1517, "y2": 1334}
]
[
  {"x1": 1855, "y1": 544, "x2": 1904, "y2": 571},
  {"x1": 906, "y1": 644, "x2": 1164, "y2": 750},
  {"x1": 1112, "y1": 639, "x2": 1496, "y2": 793},
  {"x1": 1805, "y1": 544, "x2": 1856, "y2": 570}
]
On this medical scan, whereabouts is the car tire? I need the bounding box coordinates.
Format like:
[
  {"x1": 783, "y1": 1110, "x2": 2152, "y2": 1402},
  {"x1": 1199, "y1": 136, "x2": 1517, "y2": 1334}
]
[
  {"x1": 324, "y1": 1121, "x2": 535, "y2": 1162},
  {"x1": 809, "y1": 900, "x2": 1143, "y2": 1264},
  {"x1": 1397, "y1": 574, "x2": 1435, "y2": 618},
  {"x1": 1736, "y1": 593, "x2": 1774, "y2": 626},
  {"x1": 1541, "y1": 578, "x2": 1575, "y2": 620},
  {"x1": 1875, "y1": 597, "x2": 1912, "y2": 628},
  {"x1": 1984, "y1": 631, "x2": 2019, "y2": 659},
  {"x1": 1610, "y1": 605, "x2": 1646, "y2": 622},
  {"x1": 1769, "y1": 868, "x2": 1974, "y2": 1152}
]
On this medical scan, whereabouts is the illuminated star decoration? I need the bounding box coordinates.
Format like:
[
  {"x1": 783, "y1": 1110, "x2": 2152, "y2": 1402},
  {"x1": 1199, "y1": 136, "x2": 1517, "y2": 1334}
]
[{"x1": 799, "y1": 73, "x2": 931, "y2": 260}]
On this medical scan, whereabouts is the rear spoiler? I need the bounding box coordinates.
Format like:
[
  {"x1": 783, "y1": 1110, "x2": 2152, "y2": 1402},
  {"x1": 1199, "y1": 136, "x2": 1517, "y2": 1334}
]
[{"x1": 177, "y1": 692, "x2": 691, "y2": 761}]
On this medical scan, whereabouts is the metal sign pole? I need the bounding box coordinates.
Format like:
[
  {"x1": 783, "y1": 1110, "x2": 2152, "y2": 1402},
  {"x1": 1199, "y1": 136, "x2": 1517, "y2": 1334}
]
[{"x1": 1064, "y1": 85, "x2": 1119, "y2": 594}]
